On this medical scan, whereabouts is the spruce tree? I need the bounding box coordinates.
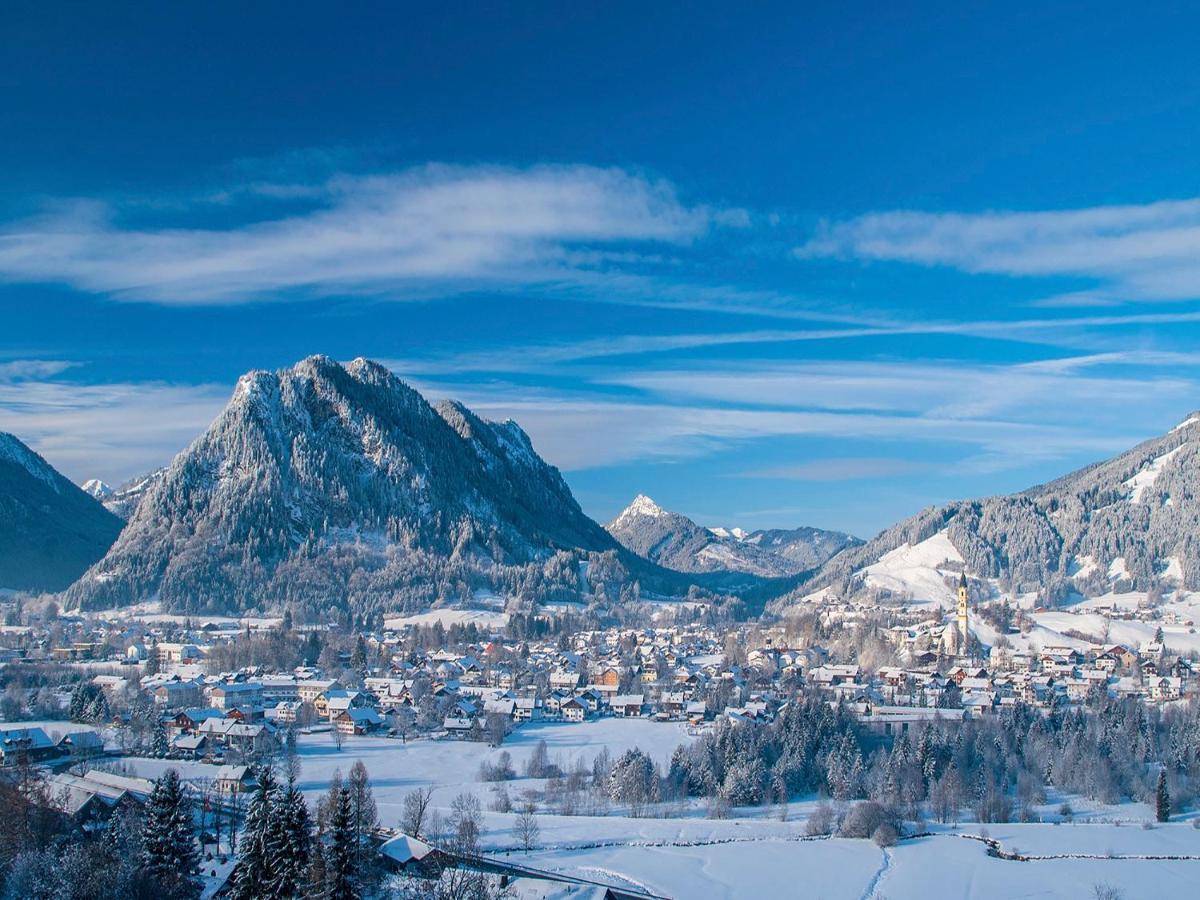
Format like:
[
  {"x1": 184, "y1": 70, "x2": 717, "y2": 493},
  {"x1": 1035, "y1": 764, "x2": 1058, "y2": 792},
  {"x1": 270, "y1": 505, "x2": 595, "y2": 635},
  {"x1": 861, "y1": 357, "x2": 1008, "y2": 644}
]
[
  {"x1": 347, "y1": 760, "x2": 377, "y2": 870},
  {"x1": 1156, "y1": 769, "x2": 1171, "y2": 822},
  {"x1": 265, "y1": 775, "x2": 312, "y2": 899},
  {"x1": 142, "y1": 769, "x2": 201, "y2": 900},
  {"x1": 232, "y1": 768, "x2": 277, "y2": 900},
  {"x1": 326, "y1": 787, "x2": 359, "y2": 900}
]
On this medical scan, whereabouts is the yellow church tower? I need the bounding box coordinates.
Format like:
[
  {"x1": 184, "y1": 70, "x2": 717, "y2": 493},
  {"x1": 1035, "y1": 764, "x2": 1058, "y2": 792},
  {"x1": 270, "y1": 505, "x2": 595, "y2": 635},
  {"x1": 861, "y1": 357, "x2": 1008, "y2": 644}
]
[{"x1": 956, "y1": 572, "x2": 969, "y2": 646}]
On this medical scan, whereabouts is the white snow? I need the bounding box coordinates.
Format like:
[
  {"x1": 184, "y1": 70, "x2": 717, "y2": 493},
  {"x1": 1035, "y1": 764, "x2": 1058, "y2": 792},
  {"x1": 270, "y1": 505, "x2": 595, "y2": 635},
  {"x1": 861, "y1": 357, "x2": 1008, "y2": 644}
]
[
  {"x1": 1123, "y1": 445, "x2": 1182, "y2": 502},
  {"x1": 81, "y1": 478, "x2": 114, "y2": 500},
  {"x1": 615, "y1": 494, "x2": 667, "y2": 521},
  {"x1": 383, "y1": 609, "x2": 510, "y2": 630},
  {"x1": 1171, "y1": 414, "x2": 1199, "y2": 433},
  {"x1": 861, "y1": 530, "x2": 965, "y2": 607}
]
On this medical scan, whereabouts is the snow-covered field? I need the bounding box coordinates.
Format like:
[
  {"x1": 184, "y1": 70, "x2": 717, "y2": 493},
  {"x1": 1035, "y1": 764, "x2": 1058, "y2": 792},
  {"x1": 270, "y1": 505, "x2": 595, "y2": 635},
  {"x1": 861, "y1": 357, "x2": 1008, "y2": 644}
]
[
  {"x1": 109, "y1": 718, "x2": 1200, "y2": 898},
  {"x1": 119, "y1": 718, "x2": 692, "y2": 825},
  {"x1": 382, "y1": 608, "x2": 510, "y2": 630}
]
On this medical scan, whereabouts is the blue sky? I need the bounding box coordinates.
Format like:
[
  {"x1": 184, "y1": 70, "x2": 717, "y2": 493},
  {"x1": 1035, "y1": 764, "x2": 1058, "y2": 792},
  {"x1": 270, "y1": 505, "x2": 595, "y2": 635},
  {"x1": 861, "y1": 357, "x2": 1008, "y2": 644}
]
[{"x1": 4, "y1": 2, "x2": 1200, "y2": 537}]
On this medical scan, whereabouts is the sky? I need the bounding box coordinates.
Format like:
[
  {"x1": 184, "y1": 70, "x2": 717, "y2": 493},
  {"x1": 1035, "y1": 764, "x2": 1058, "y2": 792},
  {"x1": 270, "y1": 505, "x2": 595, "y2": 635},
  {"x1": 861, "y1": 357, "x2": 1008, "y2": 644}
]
[{"x1": 4, "y1": 2, "x2": 1200, "y2": 538}]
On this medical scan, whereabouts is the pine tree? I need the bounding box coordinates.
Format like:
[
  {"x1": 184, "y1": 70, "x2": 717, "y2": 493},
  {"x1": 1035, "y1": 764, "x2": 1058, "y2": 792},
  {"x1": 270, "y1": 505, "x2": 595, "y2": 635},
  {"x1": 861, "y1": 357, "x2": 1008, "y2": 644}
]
[
  {"x1": 232, "y1": 768, "x2": 277, "y2": 899},
  {"x1": 68, "y1": 683, "x2": 91, "y2": 722},
  {"x1": 141, "y1": 769, "x2": 201, "y2": 900},
  {"x1": 347, "y1": 760, "x2": 377, "y2": 870},
  {"x1": 1156, "y1": 769, "x2": 1171, "y2": 822},
  {"x1": 152, "y1": 719, "x2": 170, "y2": 757},
  {"x1": 265, "y1": 775, "x2": 312, "y2": 899},
  {"x1": 88, "y1": 690, "x2": 110, "y2": 724},
  {"x1": 326, "y1": 787, "x2": 359, "y2": 900}
]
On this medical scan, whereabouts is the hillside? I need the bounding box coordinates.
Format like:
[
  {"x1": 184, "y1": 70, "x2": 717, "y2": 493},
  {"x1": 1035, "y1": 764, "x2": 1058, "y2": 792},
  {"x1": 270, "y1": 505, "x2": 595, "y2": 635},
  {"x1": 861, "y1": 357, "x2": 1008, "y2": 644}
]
[
  {"x1": 0, "y1": 433, "x2": 125, "y2": 592},
  {"x1": 772, "y1": 411, "x2": 1200, "y2": 612}
]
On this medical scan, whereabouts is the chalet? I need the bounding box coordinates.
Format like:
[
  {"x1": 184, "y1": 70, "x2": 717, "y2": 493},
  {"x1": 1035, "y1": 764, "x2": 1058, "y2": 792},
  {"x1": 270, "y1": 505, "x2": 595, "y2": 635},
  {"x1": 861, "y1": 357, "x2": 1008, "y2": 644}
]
[
  {"x1": 56, "y1": 730, "x2": 104, "y2": 759},
  {"x1": 297, "y1": 678, "x2": 341, "y2": 704},
  {"x1": 379, "y1": 833, "x2": 454, "y2": 878},
  {"x1": 513, "y1": 697, "x2": 541, "y2": 723},
  {"x1": 171, "y1": 733, "x2": 210, "y2": 759},
  {"x1": 561, "y1": 696, "x2": 588, "y2": 722},
  {"x1": 46, "y1": 770, "x2": 151, "y2": 823},
  {"x1": 169, "y1": 707, "x2": 224, "y2": 736},
  {"x1": 0, "y1": 726, "x2": 61, "y2": 765},
  {"x1": 610, "y1": 694, "x2": 645, "y2": 717},
  {"x1": 336, "y1": 707, "x2": 384, "y2": 735},
  {"x1": 213, "y1": 764, "x2": 257, "y2": 794},
  {"x1": 443, "y1": 716, "x2": 475, "y2": 736}
]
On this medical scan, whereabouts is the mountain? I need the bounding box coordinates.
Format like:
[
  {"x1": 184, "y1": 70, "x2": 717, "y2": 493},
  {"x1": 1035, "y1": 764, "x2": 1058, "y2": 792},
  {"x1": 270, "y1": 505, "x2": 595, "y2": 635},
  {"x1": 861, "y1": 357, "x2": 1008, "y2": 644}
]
[
  {"x1": 65, "y1": 355, "x2": 667, "y2": 618},
  {"x1": 0, "y1": 433, "x2": 125, "y2": 592},
  {"x1": 606, "y1": 494, "x2": 859, "y2": 577},
  {"x1": 772, "y1": 411, "x2": 1200, "y2": 612},
  {"x1": 84, "y1": 469, "x2": 166, "y2": 520},
  {"x1": 81, "y1": 479, "x2": 113, "y2": 501}
]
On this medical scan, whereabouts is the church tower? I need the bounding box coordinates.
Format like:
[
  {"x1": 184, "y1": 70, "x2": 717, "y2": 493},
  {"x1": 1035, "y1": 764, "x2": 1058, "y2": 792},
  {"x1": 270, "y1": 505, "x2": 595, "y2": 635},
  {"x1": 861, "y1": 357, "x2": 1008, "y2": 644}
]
[{"x1": 956, "y1": 572, "x2": 970, "y2": 647}]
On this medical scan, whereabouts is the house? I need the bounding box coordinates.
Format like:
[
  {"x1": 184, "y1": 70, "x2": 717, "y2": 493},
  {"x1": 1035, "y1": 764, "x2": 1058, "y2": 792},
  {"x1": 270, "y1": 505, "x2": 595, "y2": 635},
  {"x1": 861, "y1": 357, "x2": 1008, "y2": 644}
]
[
  {"x1": 154, "y1": 681, "x2": 201, "y2": 709},
  {"x1": 171, "y1": 733, "x2": 210, "y2": 759},
  {"x1": 156, "y1": 643, "x2": 202, "y2": 667},
  {"x1": 209, "y1": 682, "x2": 263, "y2": 711},
  {"x1": 610, "y1": 694, "x2": 645, "y2": 717},
  {"x1": 46, "y1": 770, "x2": 151, "y2": 823},
  {"x1": 443, "y1": 716, "x2": 475, "y2": 736},
  {"x1": 0, "y1": 726, "x2": 61, "y2": 765},
  {"x1": 561, "y1": 696, "x2": 587, "y2": 722},
  {"x1": 213, "y1": 764, "x2": 257, "y2": 794},
  {"x1": 56, "y1": 730, "x2": 104, "y2": 759},
  {"x1": 297, "y1": 678, "x2": 342, "y2": 704},
  {"x1": 513, "y1": 697, "x2": 542, "y2": 723},
  {"x1": 169, "y1": 707, "x2": 224, "y2": 736},
  {"x1": 336, "y1": 707, "x2": 384, "y2": 735},
  {"x1": 379, "y1": 833, "x2": 454, "y2": 877}
]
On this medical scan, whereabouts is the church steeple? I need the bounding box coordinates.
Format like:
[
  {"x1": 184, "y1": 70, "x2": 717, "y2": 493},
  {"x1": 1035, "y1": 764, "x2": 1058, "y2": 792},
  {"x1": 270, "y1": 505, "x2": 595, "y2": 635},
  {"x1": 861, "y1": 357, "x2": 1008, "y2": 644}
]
[{"x1": 956, "y1": 572, "x2": 970, "y2": 646}]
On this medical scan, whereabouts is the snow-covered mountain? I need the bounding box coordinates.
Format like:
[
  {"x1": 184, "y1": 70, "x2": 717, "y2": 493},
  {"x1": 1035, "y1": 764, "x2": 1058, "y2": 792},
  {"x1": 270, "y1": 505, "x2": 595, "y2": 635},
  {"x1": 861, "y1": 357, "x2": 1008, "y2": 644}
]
[
  {"x1": 85, "y1": 469, "x2": 166, "y2": 520},
  {"x1": 81, "y1": 479, "x2": 113, "y2": 501},
  {"x1": 773, "y1": 411, "x2": 1200, "y2": 612},
  {"x1": 64, "y1": 355, "x2": 659, "y2": 618},
  {"x1": 0, "y1": 433, "x2": 124, "y2": 592},
  {"x1": 606, "y1": 494, "x2": 859, "y2": 577}
]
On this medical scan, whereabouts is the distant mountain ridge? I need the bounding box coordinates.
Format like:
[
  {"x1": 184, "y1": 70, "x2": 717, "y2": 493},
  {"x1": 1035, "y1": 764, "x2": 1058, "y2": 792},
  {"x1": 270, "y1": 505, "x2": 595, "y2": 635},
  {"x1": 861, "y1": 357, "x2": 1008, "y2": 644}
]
[
  {"x1": 606, "y1": 494, "x2": 859, "y2": 577},
  {"x1": 0, "y1": 433, "x2": 124, "y2": 592},
  {"x1": 65, "y1": 355, "x2": 707, "y2": 618},
  {"x1": 772, "y1": 411, "x2": 1200, "y2": 612},
  {"x1": 82, "y1": 470, "x2": 166, "y2": 521}
]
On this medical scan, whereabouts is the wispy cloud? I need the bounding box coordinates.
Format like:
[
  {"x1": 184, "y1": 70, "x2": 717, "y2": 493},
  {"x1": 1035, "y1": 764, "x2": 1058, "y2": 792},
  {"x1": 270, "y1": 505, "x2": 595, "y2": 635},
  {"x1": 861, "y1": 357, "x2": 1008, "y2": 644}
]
[
  {"x1": 0, "y1": 367, "x2": 228, "y2": 484},
  {"x1": 0, "y1": 164, "x2": 738, "y2": 305},
  {"x1": 799, "y1": 197, "x2": 1200, "y2": 303},
  {"x1": 740, "y1": 458, "x2": 930, "y2": 481}
]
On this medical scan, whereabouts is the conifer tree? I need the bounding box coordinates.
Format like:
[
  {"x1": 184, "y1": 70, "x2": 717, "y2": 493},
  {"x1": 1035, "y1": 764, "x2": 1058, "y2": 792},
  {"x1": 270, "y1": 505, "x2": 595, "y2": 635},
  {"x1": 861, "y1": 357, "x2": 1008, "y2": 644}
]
[
  {"x1": 232, "y1": 768, "x2": 277, "y2": 899},
  {"x1": 265, "y1": 775, "x2": 312, "y2": 899},
  {"x1": 326, "y1": 787, "x2": 359, "y2": 900},
  {"x1": 141, "y1": 769, "x2": 201, "y2": 900},
  {"x1": 1156, "y1": 769, "x2": 1171, "y2": 822},
  {"x1": 347, "y1": 760, "x2": 377, "y2": 870}
]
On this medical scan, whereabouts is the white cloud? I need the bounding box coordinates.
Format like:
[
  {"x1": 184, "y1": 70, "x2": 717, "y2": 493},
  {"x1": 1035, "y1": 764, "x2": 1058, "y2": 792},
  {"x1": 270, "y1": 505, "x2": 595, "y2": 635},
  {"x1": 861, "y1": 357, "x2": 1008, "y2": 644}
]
[
  {"x1": 799, "y1": 197, "x2": 1200, "y2": 302},
  {"x1": 0, "y1": 373, "x2": 229, "y2": 484},
  {"x1": 740, "y1": 458, "x2": 930, "y2": 481},
  {"x1": 0, "y1": 165, "x2": 732, "y2": 305}
]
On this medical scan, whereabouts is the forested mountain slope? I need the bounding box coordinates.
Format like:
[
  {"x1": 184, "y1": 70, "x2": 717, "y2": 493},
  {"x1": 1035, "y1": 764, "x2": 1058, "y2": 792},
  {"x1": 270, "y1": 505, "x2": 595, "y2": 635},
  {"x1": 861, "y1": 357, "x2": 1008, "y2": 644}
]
[{"x1": 0, "y1": 433, "x2": 124, "y2": 592}]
